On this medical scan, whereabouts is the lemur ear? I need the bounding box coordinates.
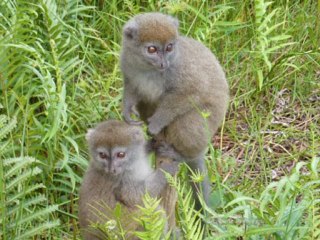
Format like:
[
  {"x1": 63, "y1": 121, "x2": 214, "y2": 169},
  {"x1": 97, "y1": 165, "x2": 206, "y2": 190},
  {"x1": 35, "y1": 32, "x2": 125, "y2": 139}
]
[
  {"x1": 169, "y1": 16, "x2": 179, "y2": 29},
  {"x1": 123, "y1": 20, "x2": 138, "y2": 40},
  {"x1": 131, "y1": 127, "x2": 144, "y2": 144},
  {"x1": 85, "y1": 128, "x2": 95, "y2": 142}
]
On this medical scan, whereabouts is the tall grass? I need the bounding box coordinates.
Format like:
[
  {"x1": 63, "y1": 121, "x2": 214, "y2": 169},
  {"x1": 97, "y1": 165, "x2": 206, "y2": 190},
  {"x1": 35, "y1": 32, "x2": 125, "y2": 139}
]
[{"x1": 0, "y1": 0, "x2": 319, "y2": 239}]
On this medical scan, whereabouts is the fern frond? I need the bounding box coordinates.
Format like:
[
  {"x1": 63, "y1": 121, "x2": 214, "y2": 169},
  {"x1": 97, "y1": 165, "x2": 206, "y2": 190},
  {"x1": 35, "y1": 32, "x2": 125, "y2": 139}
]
[
  {"x1": 0, "y1": 115, "x2": 16, "y2": 142},
  {"x1": 7, "y1": 184, "x2": 46, "y2": 205},
  {"x1": 308, "y1": 157, "x2": 320, "y2": 239},
  {"x1": 6, "y1": 167, "x2": 42, "y2": 191},
  {"x1": 4, "y1": 156, "x2": 40, "y2": 177},
  {"x1": 0, "y1": 115, "x2": 7, "y2": 127},
  {"x1": 252, "y1": 0, "x2": 295, "y2": 89},
  {"x1": 165, "y1": 172, "x2": 204, "y2": 240},
  {"x1": 7, "y1": 194, "x2": 48, "y2": 215},
  {"x1": 0, "y1": 116, "x2": 59, "y2": 239},
  {"x1": 15, "y1": 220, "x2": 60, "y2": 240},
  {"x1": 134, "y1": 193, "x2": 169, "y2": 240},
  {"x1": 257, "y1": 162, "x2": 312, "y2": 238},
  {"x1": 8, "y1": 205, "x2": 59, "y2": 228}
]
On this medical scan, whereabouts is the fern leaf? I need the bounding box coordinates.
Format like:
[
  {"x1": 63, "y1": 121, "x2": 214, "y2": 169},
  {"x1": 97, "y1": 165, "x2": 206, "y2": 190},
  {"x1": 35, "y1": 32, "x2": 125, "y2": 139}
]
[
  {"x1": 9, "y1": 205, "x2": 59, "y2": 228},
  {"x1": 4, "y1": 156, "x2": 40, "y2": 178},
  {"x1": 0, "y1": 116, "x2": 16, "y2": 141},
  {"x1": 7, "y1": 184, "x2": 46, "y2": 205},
  {"x1": 165, "y1": 172, "x2": 204, "y2": 240},
  {"x1": 0, "y1": 115, "x2": 7, "y2": 128},
  {"x1": 15, "y1": 220, "x2": 60, "y2": 240},
  {"x1": 0, "y1": 116, "x2": 59, "y2": 239},
  {"x1": 5, "y1": 167, "x2": 42, "y2": 191},
  {"x1": 0, "y1": 142, "x2": 9, "y2": 154},
  {"x1": 134, "y1": 193, "x2": 168, "y2": 240}
]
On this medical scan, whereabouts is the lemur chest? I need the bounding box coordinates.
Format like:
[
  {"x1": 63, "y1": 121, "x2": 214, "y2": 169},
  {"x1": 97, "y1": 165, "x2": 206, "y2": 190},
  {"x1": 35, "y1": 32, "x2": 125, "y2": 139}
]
[{"x1": 132, "y1": 72, "x2": 165, "y2": 102}]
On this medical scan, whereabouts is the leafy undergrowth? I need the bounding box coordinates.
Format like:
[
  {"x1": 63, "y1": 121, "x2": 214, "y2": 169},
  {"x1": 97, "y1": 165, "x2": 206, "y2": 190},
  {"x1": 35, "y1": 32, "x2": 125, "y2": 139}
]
[{"x1": 0, "y1": 0, "x2": 319, "y2": 239}]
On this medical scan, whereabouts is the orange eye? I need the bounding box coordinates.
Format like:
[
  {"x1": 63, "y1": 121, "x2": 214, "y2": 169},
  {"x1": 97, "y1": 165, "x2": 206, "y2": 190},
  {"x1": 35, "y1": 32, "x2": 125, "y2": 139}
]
[
  {"x1": 99, "y1": 152, "x2": 108, "y2": 159},
  {"x1": 147, "y1": 46, "x2": 157, "y2": 53},
  {"x1": 166, "y1": 44, "x2": 173, "y2": 52},
  {"x1": 116, "y1": 152, "x2": 126, "y2": 158}
]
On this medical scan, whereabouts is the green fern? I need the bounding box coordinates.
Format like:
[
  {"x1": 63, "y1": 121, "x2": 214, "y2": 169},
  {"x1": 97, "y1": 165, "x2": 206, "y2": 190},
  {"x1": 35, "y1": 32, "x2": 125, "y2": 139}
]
[
  {"x1": 0, "y1": 0, "x2": 95, "y2": 166},
  {"x1": 0, "y1": 114, "x2": 59, "y2": 239},
  {"x1": 307, "y1": 157, "x2": 320, "y2": 239},
  {"x1": 134, "y1": 193, "x2": 170, "y2": 240},
  {"x1": 204, "y1": 160, "x2": 313, "y2": 239},
  {"x1": 0, "y1": 114, "x2": 16, "y2": 156},
  {"x1": 165, "y1": 172, "x2": 204, "y2": 240},
  {"x1": 85, "y1": 202, "x2": 127, "y2": 239},
  {"x1": 258, "y1": 162, "x2": 311, "y2": 239},
  {"x1": 83, "y1": 194, "x2": 169, "y2": 240},
  {"x1": 253, "y1": 0, "x2": 295, "y2": 89},
  {"x1": 0, "y1": 1, "x2": 103, "y2": 237}
]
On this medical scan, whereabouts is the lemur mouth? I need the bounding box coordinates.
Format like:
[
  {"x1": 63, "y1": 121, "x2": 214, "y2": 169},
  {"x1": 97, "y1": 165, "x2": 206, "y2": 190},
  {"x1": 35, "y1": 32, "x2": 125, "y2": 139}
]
[
  {"x1": 158, "y1": 64, "x2": 169, "y2": 72},
  {"x1": 105, "y1": 168, "x2": 120, "y2": 176}
]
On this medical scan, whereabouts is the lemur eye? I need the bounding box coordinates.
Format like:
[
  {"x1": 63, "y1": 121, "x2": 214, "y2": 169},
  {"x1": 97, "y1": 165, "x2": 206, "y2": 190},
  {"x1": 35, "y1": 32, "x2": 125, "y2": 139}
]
[
  {"x1": 147, "y1": 46, "x2": 157, "y2": 53},
  {"x1": 116, "y1": 152, "x2": 126, "y2": 158},
  {"x1": 166, "y1": 43, "x2": 173, "y2": 52},
  {"x1": 99, "y1": 152, "x2": 108, "y2": 159}
]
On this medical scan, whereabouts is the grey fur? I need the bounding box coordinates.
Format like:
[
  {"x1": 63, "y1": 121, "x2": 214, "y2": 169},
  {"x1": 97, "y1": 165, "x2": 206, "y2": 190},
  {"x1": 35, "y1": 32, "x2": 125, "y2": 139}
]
[
  {"x1": 79, "y1": 120, "x2": 177, "y2": 239},
  {"x1": 120, "y1": 13, "x2": 229, "y2": 209}
]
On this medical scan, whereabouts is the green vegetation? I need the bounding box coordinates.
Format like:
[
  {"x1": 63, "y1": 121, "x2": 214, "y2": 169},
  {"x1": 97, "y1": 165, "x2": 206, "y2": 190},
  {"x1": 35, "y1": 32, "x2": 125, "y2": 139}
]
[{"x1": 0, "y1": 0, "x2": 319, "y2": 239}]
